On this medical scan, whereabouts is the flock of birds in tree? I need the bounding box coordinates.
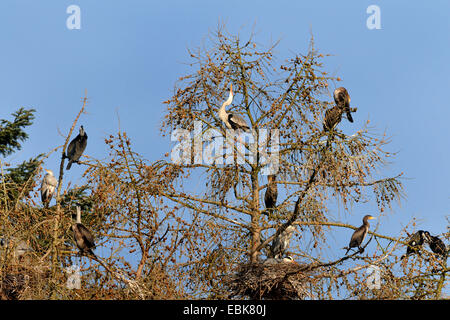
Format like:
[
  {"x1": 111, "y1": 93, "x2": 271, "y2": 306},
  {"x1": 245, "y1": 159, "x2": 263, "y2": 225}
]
[
  {"x1": 218, "y1": 83, "x2": 447, "y2": 264},
  {"x1": 39, "y1": 125, "x2": 95, "y2": 258},
  {"x1": 5, "y1": 84, "x2": 445, "y2": 265},
  {"x1": 1, "y1": 126, "x2": 94, "y2": 261}
]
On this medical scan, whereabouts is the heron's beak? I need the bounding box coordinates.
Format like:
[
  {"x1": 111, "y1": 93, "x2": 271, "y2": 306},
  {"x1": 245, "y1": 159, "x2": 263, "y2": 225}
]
[
  {"x1": 230, "y1": 83, "x2": 233, "y2": 94},
  {"x1": 369, "y1": 216, "x2": 376, "y2": 220}
]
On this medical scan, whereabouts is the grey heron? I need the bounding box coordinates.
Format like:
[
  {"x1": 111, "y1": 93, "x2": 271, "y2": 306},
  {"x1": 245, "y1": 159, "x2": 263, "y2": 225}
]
[
  {"x1": 263, "y1": 255, "x2": 294, "y2": 265},
  {"x1": 65, "y1": 125, "x2": 88, "y2": 170},
  {"x1": 218, "y1": 84, "x2": 250, "y2": 132},
  {"x1": 281, "y1": 255, "x2": 295, "y2": 263},
  {"x1": 41, "y1": 169, "x2": 57, "y2": 207},
  {"x1": 345, "y1": 215, "x2": 375, "y2": 255},
  {"x1": 270, "y1": 225, "x2": 297, "y2": 259},
  {"x1": 0, "y1": 237, "x2": 32, "y2": 259}
]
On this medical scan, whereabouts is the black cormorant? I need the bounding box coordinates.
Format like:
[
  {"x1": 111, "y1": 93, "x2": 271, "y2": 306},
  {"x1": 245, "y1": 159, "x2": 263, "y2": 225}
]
[
  {"x1": 401, "y1": 230, "x2": 428, "y2": 260},
  {"x1": 323, "y1": 87, "x2": 355, "y2": 132},
  {"x1": 334, "y1": 87, "x2": 353, "y2": 123},
  {"x1": 424, "y1": 231, "x2": 447, "y2": 257},
  {"x1": 72, "y1": 206, "x2": 96, "y2": 257},
  {"x1": 323, "y1": 106, "x2": 343, "y2": 132},
  {"x1": 65, "y1": 126, "x2": 88, "y2": 170},
  {"x1": 264, "y1": 175, "x2": 278, "y2": 212},
  {"x1": 345, "y1": 215, "x2": 376, "y2": 255}
]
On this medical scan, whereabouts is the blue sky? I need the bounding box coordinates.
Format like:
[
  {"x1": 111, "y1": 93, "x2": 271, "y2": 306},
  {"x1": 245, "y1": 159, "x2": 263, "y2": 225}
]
[{"x1": 0, "y1": 0, "x2": 448, "y2": 290}]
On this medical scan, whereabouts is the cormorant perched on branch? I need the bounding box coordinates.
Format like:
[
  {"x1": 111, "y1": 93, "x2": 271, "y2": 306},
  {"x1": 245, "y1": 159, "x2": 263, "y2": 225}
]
[
  {"x1": 323, "y1": 87, "x2": 356, "y2": 132},
  {"x1": 269, "y1": 225, "x2": 297, "y2": 259},
  {"x1": 333, "y1": 87, "x2": 353, "y2": 123},
  {"x1": 40, "y1": 169, "x2": 57, "y2": 207},
  {"x1": 424, "y1": 231, "x2": 447, "y2": 257},
  {"x1": 264, "y1": 175, "x2": 278, "y2": 212},
  {"x1": 72, "y1": 206, "x2": 96, "y2": 257},
  {"x1": 323, "y1": 106, "x2": 343, "y2": 132},
  {"x1": 401, "y1": 230, "x2": 428, "y2": 260},
  {"x1": 345, "y1": 215, "x2": 376, "y2": 255},
  {"x1": 218, "y1": 84, "x2": 250, "y2": 132},
  {"x1": 64, "y1": 126, "x2": 87, "y2": 170}
]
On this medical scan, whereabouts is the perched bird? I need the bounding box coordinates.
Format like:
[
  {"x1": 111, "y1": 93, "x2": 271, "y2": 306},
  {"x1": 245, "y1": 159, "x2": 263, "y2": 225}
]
[
  {"x1": 281, "y1": 255, "x2": 295, "y2": 263},
  {"x1": 345, "y1": 215, "x2": 376, "y2": 255},
  {"x1": 323, "y1": 87, "x2": 355, "y2": 132},
  {"x1": 14, "y1": 240, "x2": 32, "y2": 258},
  {"x1": 263, "y1": 257, "x2": 277, "y2": 265},
  {"x1": 424, "y1": 231, "x2": 447, "y2": 257},
  {"x1": 333, "y1": 87, "x2": 353, "y2": 123},
  {"x1": 65, "y1": 126, "x2": 88, "y2": 170},
  {"x1": 0, "y1": 237, "x2": 32, "y2": 259},
  {"x1": 40, "y1": 169, "x2": 57, "y2": 207},
  {"x1": 1, "y1": 273, "x2": 28, "y2": 300},
  {"x1": 218, "y1": 84, "x2": 250, "y2": 132},
  {"x1": 270, "y1": 225, "x2": 297, "y2": 259},
  {"x1": 323, "y1": 106, "x2": 343, "y2": 132},
  {"x1": 71, "y1": 206, "x2": 96, "y2": 257},
  {"x1": 264, "y1": 175, "x2": 278, "y2": 212},
  {"x1": 401, "y1": 230, "x2": 428, "y2": 260},
  {"x1": 264, "y1": 255, "x2": 295, "y2": 265}
]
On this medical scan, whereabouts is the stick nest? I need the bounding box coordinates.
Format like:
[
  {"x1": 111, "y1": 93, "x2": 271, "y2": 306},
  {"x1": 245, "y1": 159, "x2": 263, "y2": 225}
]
[{"x1": 225, "y1": 260, "x2": 317, "y2": 300}]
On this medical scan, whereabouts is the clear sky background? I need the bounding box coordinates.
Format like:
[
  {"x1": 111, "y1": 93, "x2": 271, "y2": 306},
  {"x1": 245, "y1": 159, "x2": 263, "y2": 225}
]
[{"x1": 0, "y1": 0, "x2": 448, "y2": 293}]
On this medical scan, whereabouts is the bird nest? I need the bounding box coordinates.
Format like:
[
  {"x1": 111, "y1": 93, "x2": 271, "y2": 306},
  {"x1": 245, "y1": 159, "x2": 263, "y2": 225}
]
[
  {"x1": 225, "y1": 260, "x2": 316, "y2": 300},
  {"x1": 0, "y1": 272, "x2": 30, "y2": 300},
  {"x1": 0, "y1": 263, "x2": 51, "y2": 300}
]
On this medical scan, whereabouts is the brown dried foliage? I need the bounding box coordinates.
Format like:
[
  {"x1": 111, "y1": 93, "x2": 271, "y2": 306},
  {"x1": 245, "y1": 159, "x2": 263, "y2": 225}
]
[{"x1": 0, "y1": 25, "x2": 447, "y2": 300}]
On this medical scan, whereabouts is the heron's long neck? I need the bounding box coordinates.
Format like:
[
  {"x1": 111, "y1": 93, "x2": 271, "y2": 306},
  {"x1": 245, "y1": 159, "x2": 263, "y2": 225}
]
[
  {"x1": 219, "y1": 91, "x2": 233, "y2": 122},
  {"x1": 219, "y1": 103, "x2": 228, "y2": 122}
]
